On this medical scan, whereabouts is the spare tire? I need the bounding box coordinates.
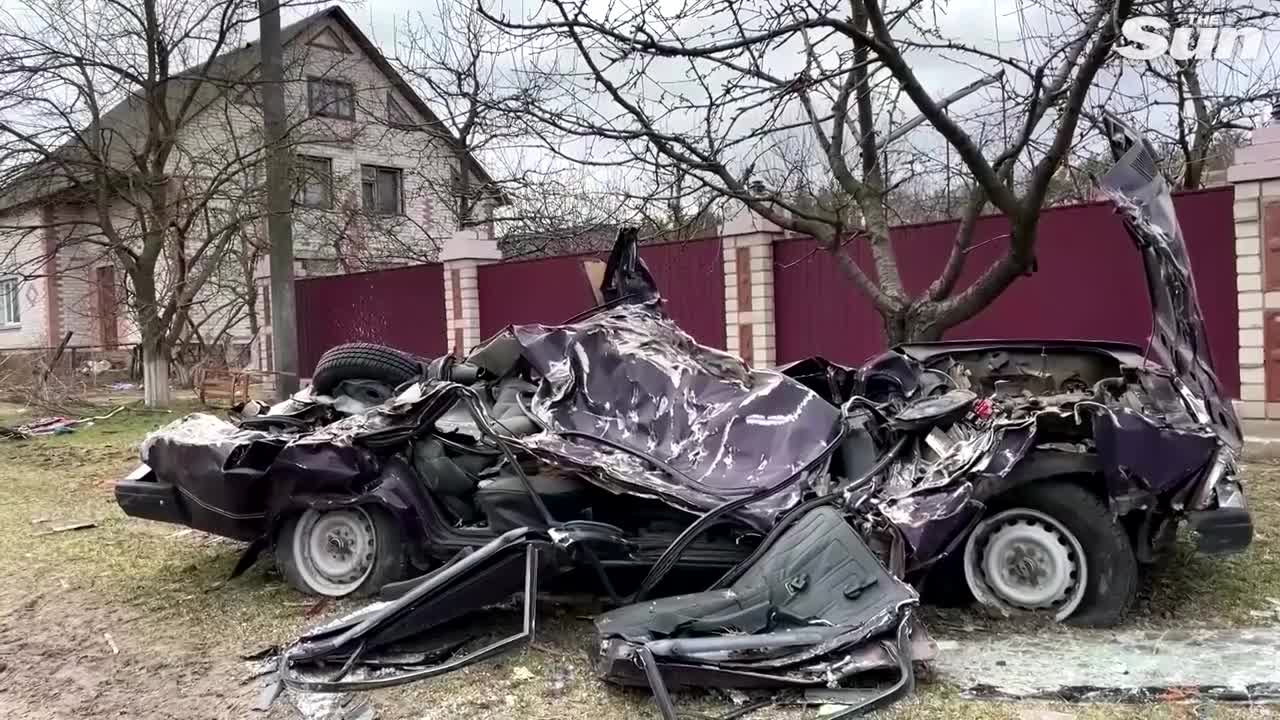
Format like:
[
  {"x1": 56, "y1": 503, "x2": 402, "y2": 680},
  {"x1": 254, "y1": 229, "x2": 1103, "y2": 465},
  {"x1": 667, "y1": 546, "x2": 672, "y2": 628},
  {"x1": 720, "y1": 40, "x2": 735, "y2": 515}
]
[{"x1": 312, "y1": 343, "x2": 421, "y2": 396}]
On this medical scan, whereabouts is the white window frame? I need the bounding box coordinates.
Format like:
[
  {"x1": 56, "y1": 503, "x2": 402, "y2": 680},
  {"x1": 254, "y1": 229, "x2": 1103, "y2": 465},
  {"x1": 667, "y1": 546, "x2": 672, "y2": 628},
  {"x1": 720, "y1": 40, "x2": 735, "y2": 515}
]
[{"x1": 0, "y1": 277, "x2": 20, "y2": 327}]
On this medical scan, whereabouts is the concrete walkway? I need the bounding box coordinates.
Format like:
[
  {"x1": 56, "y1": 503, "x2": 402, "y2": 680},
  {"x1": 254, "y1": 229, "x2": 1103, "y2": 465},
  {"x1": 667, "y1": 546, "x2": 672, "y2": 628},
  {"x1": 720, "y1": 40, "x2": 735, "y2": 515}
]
[
  {"x1": 934, "y1": 626, "x2": 1280, "y2": 702},
  {"x1": 1243, "y1": 420, "x2": 1280, "y2": 461}
]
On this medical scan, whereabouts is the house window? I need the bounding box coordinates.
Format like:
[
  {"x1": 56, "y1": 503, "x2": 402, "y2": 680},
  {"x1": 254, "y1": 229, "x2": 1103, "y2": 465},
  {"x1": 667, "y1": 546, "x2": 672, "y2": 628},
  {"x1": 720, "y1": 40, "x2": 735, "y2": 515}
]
[
  {"x1": 0, "y1": 278, "x2": 19, "y2": 325},
  {"x1": 307, "y1": 78, "x2": 354, "y2": 120},
  {"x1": 361, "y1": 166, "x2": 402, "y2": 215},
  {"x1": 295, "y1": 155, "x2": 333, "y2": 209},
  {"x1": 386, "y1": 92, "x2": 414, "y2": 128}
]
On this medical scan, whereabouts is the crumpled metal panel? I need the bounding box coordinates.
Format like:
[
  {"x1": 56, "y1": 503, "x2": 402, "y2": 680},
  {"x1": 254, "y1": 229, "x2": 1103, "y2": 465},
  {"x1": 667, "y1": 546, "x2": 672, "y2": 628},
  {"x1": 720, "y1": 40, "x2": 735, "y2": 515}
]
[
  {"x1": 879, "y1": 488, "x2": 977, "y2": 562},
  {"x1": 140, "y1": 414, "x2": 283, "y2": 539},
  {"x1": 874, "y1": 416, "x2": 1035, "y2": 563},
  {"x1": 140, "y1": 412, "x2": 271, "y2": 461},
  {"x1": 594, "y1": 506, "x2": 918, "y2": 687},
  {"x1": 1090, "y1": 406, "x2": 1218, "y2": 495},
  {"x1": 507, "y1": 301, "x2": 843, "y2": 527}
]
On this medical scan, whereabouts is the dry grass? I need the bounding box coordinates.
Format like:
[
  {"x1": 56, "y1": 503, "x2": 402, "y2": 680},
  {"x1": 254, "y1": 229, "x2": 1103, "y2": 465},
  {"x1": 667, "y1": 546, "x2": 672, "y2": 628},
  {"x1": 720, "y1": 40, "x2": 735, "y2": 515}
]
[
  {"x1": 1141, "y1": 463, "x2": 1280, "y2": 625},
  {"x1": 0, "y1": 408, "x2": 1276, "y2": 718},
  {"x1": 0, "y1": 405, "x2": 311, "y2": 652}
]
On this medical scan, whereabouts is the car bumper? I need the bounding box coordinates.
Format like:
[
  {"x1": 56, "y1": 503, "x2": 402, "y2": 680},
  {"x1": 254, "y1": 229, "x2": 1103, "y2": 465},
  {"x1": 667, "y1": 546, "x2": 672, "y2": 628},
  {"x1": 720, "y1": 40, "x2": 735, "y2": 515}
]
[
  {"x1": 114, "y1": 464, "x2": 189, "y2": 527},
  {"x1": 1187, "y1": 477, "x2": 1252, "y2": 556}
]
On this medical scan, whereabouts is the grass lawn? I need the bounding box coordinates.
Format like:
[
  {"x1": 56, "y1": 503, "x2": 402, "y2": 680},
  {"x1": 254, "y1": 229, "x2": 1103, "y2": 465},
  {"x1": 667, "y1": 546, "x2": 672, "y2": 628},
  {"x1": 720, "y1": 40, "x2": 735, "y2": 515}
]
[{"x1": 0, "y1": 405, "x2": 1276, "y2": 719}]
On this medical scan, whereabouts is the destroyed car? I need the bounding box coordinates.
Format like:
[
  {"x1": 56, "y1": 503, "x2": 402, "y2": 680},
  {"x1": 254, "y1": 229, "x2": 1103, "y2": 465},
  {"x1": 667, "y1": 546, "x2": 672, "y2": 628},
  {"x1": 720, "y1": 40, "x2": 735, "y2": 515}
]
[{"x1": 116, "y1": 116, "x2": 1249, "y2": 643}]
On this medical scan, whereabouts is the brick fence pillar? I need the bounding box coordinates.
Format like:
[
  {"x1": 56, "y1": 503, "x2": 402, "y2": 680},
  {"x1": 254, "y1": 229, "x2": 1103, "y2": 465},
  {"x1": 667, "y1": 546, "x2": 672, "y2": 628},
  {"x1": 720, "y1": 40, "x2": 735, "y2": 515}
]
[
  {"x1": 441, "y1": 224, "x2": 500, "y2": 357},
  {"x1": 1228, "y1": 113, "x2": 1280, "y2": 421},
  {"x1": 720, "y1": 204, "x2": 783, "y2": 366}
]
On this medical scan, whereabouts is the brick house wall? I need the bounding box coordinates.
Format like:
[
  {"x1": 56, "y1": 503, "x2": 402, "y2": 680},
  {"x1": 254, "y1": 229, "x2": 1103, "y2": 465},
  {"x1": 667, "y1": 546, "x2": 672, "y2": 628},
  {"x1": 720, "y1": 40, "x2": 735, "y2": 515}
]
[
  {"x1": 172, "y1": 14, "x2": 461, "y2": 271},
  {"x1": 0, "y1": 8, "x2": 476, "y2": 371},
  {"x1": 0, "y1": 205, "x2": 52, "y2": 349}
]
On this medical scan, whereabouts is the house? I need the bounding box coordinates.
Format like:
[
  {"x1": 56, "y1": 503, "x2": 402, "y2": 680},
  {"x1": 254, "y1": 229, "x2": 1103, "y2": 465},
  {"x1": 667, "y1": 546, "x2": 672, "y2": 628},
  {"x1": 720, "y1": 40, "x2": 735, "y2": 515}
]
[{"x1": 0, "y1": 6, "x2": 502, "y2": 374}]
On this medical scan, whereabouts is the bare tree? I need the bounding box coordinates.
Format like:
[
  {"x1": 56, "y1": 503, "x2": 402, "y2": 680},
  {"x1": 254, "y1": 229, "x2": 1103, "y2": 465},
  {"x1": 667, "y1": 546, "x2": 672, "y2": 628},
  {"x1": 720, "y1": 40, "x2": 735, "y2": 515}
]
[
  {"x1": 385, "y1": 1, "x2": 723, "y2": 260},
  {"x1": 480, "y1": 0, "x2": 1136, "y2": 343},
  {"x1": 0, "y1": 0, "x2": 456, "y2": 405},
  {"x1": 494, "y1": 164, "x2": 725, "y2": 257},
  {"x1": 392, "y1": 0, "x2": 528, "y2": 229},
  {"x1": 0, "y1": 0, "x2": 297, "y2": 405},
  {"x1": 174, "y1": 178, "x2": 267, "y2": 378},
  {"x1": 1111, "y1": 0, "x2": 1278, "y2": 189}
]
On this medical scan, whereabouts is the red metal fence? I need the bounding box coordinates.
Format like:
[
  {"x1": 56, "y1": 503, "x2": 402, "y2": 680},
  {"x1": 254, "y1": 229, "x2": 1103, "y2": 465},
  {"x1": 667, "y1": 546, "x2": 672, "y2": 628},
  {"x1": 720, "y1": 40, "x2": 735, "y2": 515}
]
[
  {"x1": 773, "y1": 187, "x2": 1240, "y2": 395},
  {"x1": 296, "y1": 263, "x2": 446, "y2": 374},
  {"x1": 477, "y1": 238, "x2": 726, "y2": 348},
  {"x1": 294, "y1": 188, "x2": 1238, "y2": 395}
]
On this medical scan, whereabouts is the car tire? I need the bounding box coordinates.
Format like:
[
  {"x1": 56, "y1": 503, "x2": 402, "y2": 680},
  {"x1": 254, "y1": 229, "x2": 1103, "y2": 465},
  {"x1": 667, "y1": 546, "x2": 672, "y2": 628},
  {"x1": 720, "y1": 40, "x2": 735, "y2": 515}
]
[
  {"x1": 312, "y1": 343, "x2": 420, "y2": 397},
  {"x1": 964, "y1": 480, "x2": 1138, "y2": 627},
  {"x1": 275, "y1": 506, "x2": 407, "y2": 597}
]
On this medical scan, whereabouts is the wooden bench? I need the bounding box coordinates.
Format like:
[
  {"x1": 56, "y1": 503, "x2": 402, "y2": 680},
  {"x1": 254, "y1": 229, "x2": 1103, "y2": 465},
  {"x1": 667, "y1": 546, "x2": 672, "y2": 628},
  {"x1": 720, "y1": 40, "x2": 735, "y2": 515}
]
[{"x1": 194, "y1": 368, "x2": 254, "y2": 408}]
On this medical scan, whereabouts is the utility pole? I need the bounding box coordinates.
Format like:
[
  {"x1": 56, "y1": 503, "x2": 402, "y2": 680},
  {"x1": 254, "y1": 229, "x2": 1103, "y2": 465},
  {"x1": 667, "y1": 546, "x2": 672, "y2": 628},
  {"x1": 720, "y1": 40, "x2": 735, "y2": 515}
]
[{"x1": 259, "y1": 0, "x2": 299, "y2": 398}]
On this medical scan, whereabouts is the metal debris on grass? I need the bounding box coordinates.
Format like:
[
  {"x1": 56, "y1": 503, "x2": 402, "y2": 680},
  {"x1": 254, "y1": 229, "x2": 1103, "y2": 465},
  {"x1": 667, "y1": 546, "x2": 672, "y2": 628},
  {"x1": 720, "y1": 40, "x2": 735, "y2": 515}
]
[
  {"x1": 1, "y1": 405, "x2": 127, "y2": 439},
  {"x1": 33, "y1": 521, "x2": 97, "y2": 536}
]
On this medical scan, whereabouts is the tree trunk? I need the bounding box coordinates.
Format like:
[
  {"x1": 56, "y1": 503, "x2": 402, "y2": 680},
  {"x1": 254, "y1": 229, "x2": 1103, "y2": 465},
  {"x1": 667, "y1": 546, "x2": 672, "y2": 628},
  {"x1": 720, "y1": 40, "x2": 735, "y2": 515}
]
[
  {"x1": 142, "y1": 340, "x2": 171, "y2": 408},
  {"x1": 881, "y1": 303, "x2": 946, "y2": 346},
  {"x1": 246, "y1": 282, "x2": 260, "y2": 337},
  {"x1": 1182, "y1": 146, "x2": 1205, "y2": 190}
]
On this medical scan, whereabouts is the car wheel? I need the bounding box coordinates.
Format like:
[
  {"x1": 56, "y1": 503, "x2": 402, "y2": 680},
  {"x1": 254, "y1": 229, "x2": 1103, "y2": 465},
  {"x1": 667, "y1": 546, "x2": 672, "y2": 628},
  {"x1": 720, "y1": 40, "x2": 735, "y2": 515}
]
[
  {"x1": 963, "y1": 481, "x2": 1137, "y2": 627},
  {"x1": 312, "y1": 343, "x2": 421, "y2": 397},
  {"x1": 276, "y1": 506, "x2": 407, "y2": 597}
]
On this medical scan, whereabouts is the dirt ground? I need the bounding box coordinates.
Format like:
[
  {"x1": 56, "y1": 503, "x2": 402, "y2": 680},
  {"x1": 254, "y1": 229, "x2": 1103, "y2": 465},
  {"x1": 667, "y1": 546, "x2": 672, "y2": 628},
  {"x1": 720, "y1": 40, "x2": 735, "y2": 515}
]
[{"x1": 0, "y1": 405, "x2": 1277, "y2": 719}]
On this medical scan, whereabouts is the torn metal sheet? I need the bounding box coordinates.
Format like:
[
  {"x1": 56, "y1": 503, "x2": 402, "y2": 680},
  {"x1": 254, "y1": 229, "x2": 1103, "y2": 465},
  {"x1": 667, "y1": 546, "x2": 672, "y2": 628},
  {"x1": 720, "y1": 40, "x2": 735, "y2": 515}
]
[
  {"x1": 1091, "y1": 406, "x2": 1218, "y2": 495},
  {"x1": 511, "y1": 301, "x2": 843, "y2": 528},
  {"x1": 286, "y1": 686, "x2": 377, "y2": 720},
  {"x1": 593, "y1": 506, "x2": 920, "y2": 719},
  {"x1": 274, "y1": 528, "x2": 552, "y2": 693},
  {"x1": 934, "y1": 626, "x2": 1280, "y2": 702}
]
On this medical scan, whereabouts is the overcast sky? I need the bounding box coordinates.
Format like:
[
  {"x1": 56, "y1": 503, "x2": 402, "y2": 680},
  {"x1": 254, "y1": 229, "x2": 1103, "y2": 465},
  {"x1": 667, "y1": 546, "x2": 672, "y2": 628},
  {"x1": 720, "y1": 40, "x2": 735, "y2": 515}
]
[
  {"x1": 336, "y1": 0, "x2": 1280, "y2": 170},
  {"x1": 3, "y1": 0, "x2": 1274, "y2": 207},
  {"x1": 350, "y1": 0, "x2": 1278, "y2": 95}
]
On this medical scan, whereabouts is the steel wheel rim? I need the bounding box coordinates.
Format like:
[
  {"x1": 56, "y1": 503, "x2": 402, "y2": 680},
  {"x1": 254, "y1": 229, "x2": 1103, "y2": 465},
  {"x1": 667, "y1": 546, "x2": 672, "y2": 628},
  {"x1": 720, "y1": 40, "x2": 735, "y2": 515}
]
[
  {"x1": 293, "y1": 507, "x2": 377, "y2": 597},
  {"x1": 963, "y1": 507, "x2": 1087, "y2": 621}
]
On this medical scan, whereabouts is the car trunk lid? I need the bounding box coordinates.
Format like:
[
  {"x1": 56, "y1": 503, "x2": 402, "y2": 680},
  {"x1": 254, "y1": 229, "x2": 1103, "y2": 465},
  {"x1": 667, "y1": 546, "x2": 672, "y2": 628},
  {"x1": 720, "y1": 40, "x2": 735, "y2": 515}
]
[{"x1": 1098, "y1": 113, "x2": 1242, "y2": 452}]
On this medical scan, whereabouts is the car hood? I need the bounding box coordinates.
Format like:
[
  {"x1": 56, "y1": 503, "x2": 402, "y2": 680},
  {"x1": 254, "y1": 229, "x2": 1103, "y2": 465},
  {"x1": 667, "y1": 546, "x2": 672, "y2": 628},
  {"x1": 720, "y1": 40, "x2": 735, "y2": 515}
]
[
  {"x1": 896, "y1": 339, "x2": 1150, "y2": 366},
  {"x1": 1098, "y1": 113, "x2": 1242, "y2": 452}
]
